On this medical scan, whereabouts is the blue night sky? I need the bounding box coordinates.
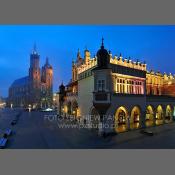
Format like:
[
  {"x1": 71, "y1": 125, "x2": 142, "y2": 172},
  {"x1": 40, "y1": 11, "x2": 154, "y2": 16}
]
[{"x1": 0, "y1": 25, "x2": 175, "y2": 97}]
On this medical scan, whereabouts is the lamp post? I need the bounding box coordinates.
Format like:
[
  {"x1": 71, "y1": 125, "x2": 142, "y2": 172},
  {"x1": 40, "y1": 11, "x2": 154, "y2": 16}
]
[{"x1": 28, "y1": 104, "x2": 31, "y2": 112}]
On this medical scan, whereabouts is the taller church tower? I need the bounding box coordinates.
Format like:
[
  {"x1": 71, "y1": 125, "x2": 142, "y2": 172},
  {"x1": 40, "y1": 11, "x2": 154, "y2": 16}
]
[{"x1": 29, "y1": 44, "x2": 41, "y2": 107}]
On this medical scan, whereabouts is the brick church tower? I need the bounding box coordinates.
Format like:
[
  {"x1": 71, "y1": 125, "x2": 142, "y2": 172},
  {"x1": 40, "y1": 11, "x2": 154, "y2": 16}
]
[
  {"x1": 29, "y1": 44, "x2": 41, "y2": 107},
  {"x1": 41, "y1": 57, "x2": 53, "y2": 108}
]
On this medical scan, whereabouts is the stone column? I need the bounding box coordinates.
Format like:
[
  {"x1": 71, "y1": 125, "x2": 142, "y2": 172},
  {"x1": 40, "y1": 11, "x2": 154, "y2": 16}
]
[
  {"x1": 141, "y1": 82, "x2": 144, "y2": 94},
  {"x1": 162, "y1": 105, "x2": 165, "y2": 124},
  {"x1": 140, "y1": 111, "x2": 146, "y2": 129},
  {"x1": 152, "y1": 113, "x2": 156, "y2": 126},
  {"x1": 124, "y1": 79, "x2": 127, "y2": 93},
  {"x1": 127, "y1": 115, "x2": 130, "y2": 130},
  {"x1": 173, "y1": 106, "x2": 175, "y2": 121},
  {"x1": 133, "y1": 81, "x2": 136, "y2": 94}
]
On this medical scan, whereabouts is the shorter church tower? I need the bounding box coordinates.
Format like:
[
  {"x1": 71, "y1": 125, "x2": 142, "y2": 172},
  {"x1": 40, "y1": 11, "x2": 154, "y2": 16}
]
[{"x1": 41, "y1": 57, "x2": 53, "y2": 108}]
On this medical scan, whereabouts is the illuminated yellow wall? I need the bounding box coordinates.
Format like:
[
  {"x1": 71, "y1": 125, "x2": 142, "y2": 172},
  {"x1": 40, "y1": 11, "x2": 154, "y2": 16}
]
[
  {"x1": 78, "y1": 75, "x2": 94, "y2": 117},
  {"x1": 112, "y1": 73, "x2": 145, "y2": 95}
]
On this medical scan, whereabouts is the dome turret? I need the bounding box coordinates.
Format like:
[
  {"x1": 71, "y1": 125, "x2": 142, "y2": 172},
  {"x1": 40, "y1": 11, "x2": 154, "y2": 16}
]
[
  {"x1": 59, "y1": 82, "x2": 65, "y2": 94},
  {"x1": 96, "y1": 37, "x2": 110, "y2": 68}
]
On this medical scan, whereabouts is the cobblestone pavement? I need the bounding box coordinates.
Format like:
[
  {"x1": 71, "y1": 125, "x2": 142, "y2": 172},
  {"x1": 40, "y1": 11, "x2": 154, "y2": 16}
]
[{"x1": 1, "y1": 108, "x2": 175, "y2": 149}]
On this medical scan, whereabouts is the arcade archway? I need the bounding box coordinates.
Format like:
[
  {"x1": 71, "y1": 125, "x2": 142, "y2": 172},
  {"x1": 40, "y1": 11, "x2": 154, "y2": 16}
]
[
  {"x1": 72, "y1": 100, "x2": 78, "y2": 117},
  {"x1": 130, "y1": 106, "x2": 141, "y2": 129},
  {"x1": 145, "y1": 105, "x2": 154, "y2": 127},
  {"x1": 115, "y1": 106, "x2": 129, "y2": 133},
  {"x1": 155, "y1": 105, "x2": 164, "y2": 125},
  {"x1": 165, "y1": 105, "x2": 173, "y2": 123},
  {"x1": 67, "y1": 101, "x2": 72, "y2": 115}
]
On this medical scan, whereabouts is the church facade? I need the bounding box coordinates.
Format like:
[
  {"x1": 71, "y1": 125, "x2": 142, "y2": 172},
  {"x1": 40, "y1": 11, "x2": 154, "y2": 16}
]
[
  {"x1": 59, "y1": 39, "x2": 175, "y2": 134},
  {"x1": 8, "y1": 45, "x2": 53, "y2": 109}
]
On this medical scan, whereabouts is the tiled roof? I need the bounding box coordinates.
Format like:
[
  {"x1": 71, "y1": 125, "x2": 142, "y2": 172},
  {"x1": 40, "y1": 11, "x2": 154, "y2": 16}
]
[{"x1": 11, "y1": 76, "x2": 29, "y2": 87}]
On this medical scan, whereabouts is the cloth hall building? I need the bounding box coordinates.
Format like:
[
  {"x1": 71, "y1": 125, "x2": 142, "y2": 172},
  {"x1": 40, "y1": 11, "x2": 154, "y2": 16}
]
[{"x1": 58, "y1": 39, "x2": 175, "y2": 133}]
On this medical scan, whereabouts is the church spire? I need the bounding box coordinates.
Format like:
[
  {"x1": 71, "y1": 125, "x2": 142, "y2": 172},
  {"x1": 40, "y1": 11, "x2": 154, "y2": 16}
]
[
  {"x1": 101, "y1": 37, "x2": 104, "y2": 49},
  {"x1": 44, "y1": 57, "x2": 52, "y2": 69},
  {"x1": 46, "y1": 57, "x2": 49, "y2": 65},
  {"x1": 33, "y1": 42, "x2": 37, "y2": 53},
  {"x1": 61, "y1": 80, "x2": 64, "y2": 86},
  {"x1": 77, "y1": 48, "x2": 81, "y2": 58},
  {"x1": 77, "y1": 48, "x2": 82, "y2": 62}
]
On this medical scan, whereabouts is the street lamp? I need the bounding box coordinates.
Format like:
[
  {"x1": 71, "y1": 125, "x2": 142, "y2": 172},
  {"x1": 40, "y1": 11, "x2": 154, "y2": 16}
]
[{"x1": 28, "y1": 104, "x2": 31, "y2": 112}]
